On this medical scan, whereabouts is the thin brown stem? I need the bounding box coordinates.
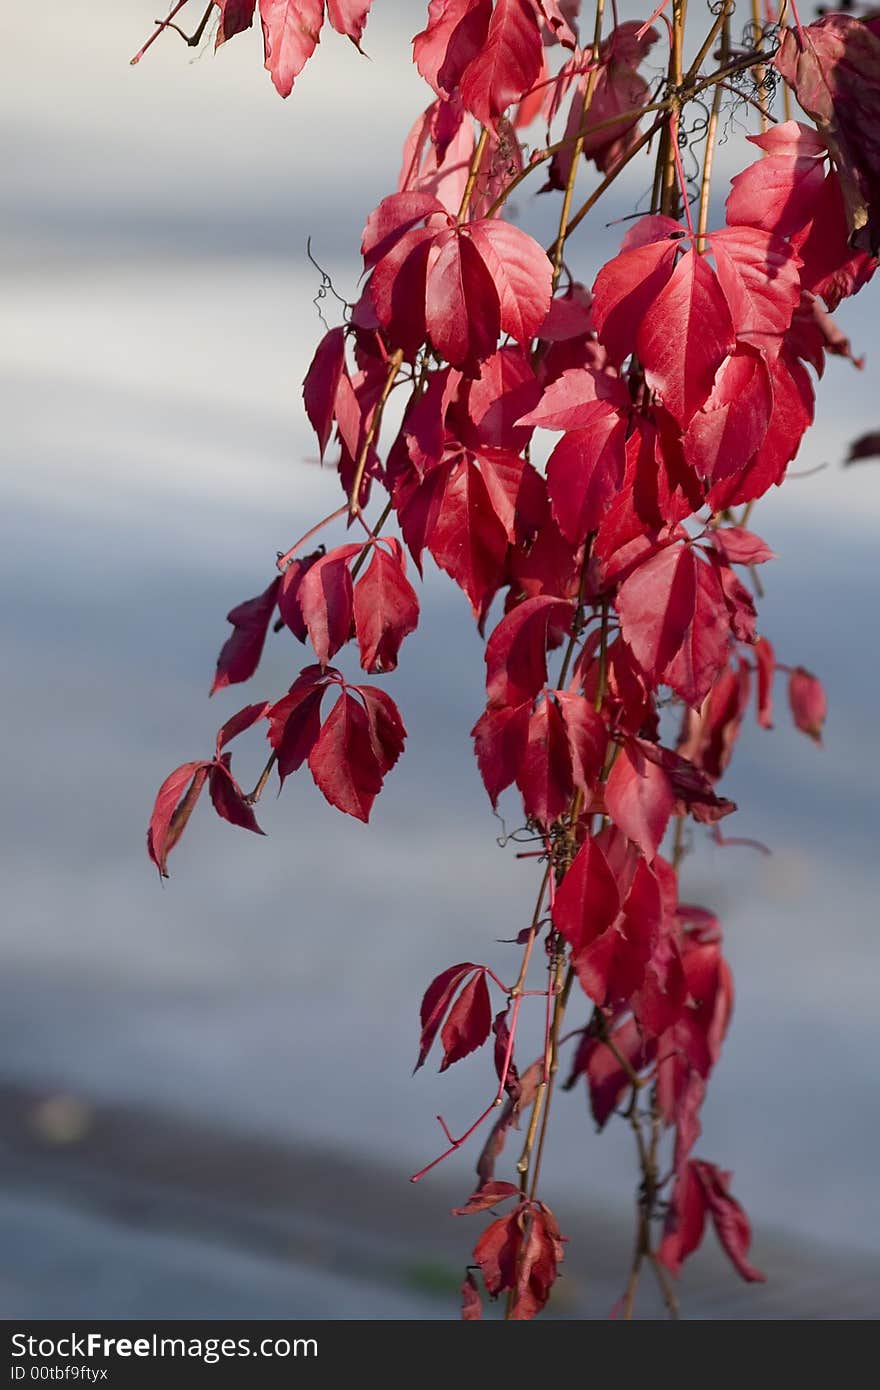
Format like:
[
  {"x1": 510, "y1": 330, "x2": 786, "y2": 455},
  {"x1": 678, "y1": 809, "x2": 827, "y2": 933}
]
[
  {"x1": 649, "y1": 1252, "x2": 681, "y2": 1318},
  {"x1": 348, "y1": 349, "x2": 404, "y2": 518},
  {"x1": 276, "y1": 504, "x2": 348, "y2": 572},
  {"x1": 751, "y1": 0, "x2": 770, "y2": 132},
  {"x1": 696, "y1": 21, "x2": 728, "y2": 249},
  {"x1": 244, "y1": 752, "x2": 277, "y2": 806},
  {"x1": 564, "y1": 116, "x2": 664, "y2": 244},
  {"x1": 130, "y1": 0, "x2": 191, "y2": 64},
  {"x1": 526, "y1": 956, "x2": 570, "y2": 1202},
  {"x1": 458, "y1": 127, "x2": 490, "y2": 222},
  {"x1": 549, "y1": 0, "x2": 606, "y2": 287},
  {"x1": 350, "y1": 498, "x2": 393, "y2": 581}
]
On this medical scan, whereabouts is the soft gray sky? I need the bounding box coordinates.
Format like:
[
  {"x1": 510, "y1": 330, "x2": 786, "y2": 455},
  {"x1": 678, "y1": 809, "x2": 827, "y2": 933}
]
[{"x1": 2, "y1": 0, "x2": 879, "y2": 1310}]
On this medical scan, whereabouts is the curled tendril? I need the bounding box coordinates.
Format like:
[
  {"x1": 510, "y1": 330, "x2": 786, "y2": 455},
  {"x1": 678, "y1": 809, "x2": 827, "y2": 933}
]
[{"x1": 306, "y1": 237, "x2": 351, "y2": 331}]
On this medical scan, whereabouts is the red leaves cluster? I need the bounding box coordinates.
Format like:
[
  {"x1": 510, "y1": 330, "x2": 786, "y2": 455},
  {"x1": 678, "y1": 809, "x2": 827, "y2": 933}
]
[
  {"x1": 363, "y1": 191, "x2": 552, "y2": 373},
  {"x1": 547, "y1": 22, "x2": 660, "y2": 187},
  {"x1": 456, "y1": 1190, "x2": 565, "y2": 1320},
  {"x1": 416, "y1": 963, "x2": 493, "y2": 1072},
  {"x1": 149, "y1": 666, "x2": 406, "y2": 871},
  {"x1": 143, "y1": 4, "x2": 869, "y2": 1322},
  {"x1": 148, "y1": 703, "x2": 268, "y2": 876},
  {"x1": 212, "y1": 538, "x2": 418, "y2": 687},
  {"x1": 415, "y1": 0, "x2": 546, "y2": 131},
  {"x1": 774, "y1": 15, "x2": 880, "y2": 254},
  {"x1": 659, "y1": 1160, "x2": 765, "y2": 1283},
  {"x1": 212, "y1": 1, "x2": 376, "y2": 97},
  {"x1": 266, "y1": 667, "x2": 406, "y2": 819}
]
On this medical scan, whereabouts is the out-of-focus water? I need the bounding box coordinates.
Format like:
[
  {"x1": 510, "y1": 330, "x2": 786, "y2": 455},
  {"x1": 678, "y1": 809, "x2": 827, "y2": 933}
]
[{"x1": 2, "y1": 0, "x2": 879, "y2": 1315}]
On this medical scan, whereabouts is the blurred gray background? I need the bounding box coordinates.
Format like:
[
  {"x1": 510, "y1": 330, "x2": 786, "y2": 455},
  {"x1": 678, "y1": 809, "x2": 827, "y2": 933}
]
[{"x1": 1, "y1": 0, "x2": 878, "y2": 1318}]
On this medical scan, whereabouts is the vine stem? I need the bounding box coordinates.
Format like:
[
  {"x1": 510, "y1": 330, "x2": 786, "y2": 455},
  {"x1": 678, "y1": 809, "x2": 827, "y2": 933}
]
[
  {"x1": 244, "y1": 752, "x2": 277, "y2": 807},
  {"x1": 276, "y1": 504, "x2": 348, "y2": 571},
  {"x1": 350, "y1": 498, "x2": 393, "y2": 581},
  {"x1": 409, "y1": 864, "x2": 551, "y2": 1184},
  {"x1": 548, "y1": 0, "x2": 606, "y2": 288},
  {"x1": 347, "y1": 350, "x2": 404, "y2": 519},
  {"x1": 751, "y1": 0, "x2": 770, "y2": 132},
  {"x1": 696, "y1": 18, "x2": 728, "y2": 250},
  {"x1": 130, "y1": 1, "x2": 191, "y2": 64},
  {"x1": 458, "y1": 127, "x2": 490, "y2": 222},
  {"x1": 484, "y1": 46, "x2": 771, "y2": 231}
]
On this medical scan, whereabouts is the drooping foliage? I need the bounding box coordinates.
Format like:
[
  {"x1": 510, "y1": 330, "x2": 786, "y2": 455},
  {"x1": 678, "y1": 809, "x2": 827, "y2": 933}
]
[{"x1": 139, "y1": 0, "x2": 878, "y2": 1320}]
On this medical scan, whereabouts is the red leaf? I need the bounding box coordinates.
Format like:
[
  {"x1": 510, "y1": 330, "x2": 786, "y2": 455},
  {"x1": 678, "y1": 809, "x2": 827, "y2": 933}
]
[
  {"x1": 546, "y1": 401, "x2": 629, "y2": 543},
  {"x1": 790, "y1": 170, "x2": 876, "y2": 311},
  {"x1": 616, "y1": 543, "x2": 694, "y2": 681},
  {"x1": 550, "y1": 23, "x2": 658, "y2": 186},
  {"x1": 208, "y1": 758, "x2": 264, "y2": 835},
  {"x1": 726, "y1": 121, "x2": 828, "y2": 238},
  {"x1": 296, "y1": 545, "x2": 360, "y2": 665},
  {"x1": 708, "y1": 527, "x2": 775, "y2": 568},
  {"x1": 710, "y1": 226, "x2": 801, "y2": 356},
  {"x1": 552, "y1": 836, "x2": 620, "y2": 954},
  {"x1": 326, "y1": 0, "x2": 373, "y2": 47},
  {"x1": 591, "y1": 234, "x2": 679, "y2": 366},
  {"x1": 473, "y1": 448, "x2": 546, "y2": 544},
  {"x1": 416, "y1": 961, "x2": 481, "y2": 1071},
  {"x1": 484, "y1": 595, "x2": 573, "y2": 707},
  {"x1": 517, "y1": 364, "x2": 627, "y2": 431},
  {"x1": 418, "y1": 456, "x2": 509, "y2": 614},
  {"x1": 215, "y1": 1, "x2": 257, "y2": 48},
  {"x1": 440, "y1": 969, "x2": 493, "y2": 1070},
  {"x1": 575, "y1": 856, "x2": 661, "y2": 1004},
  {"x1": 637, "y1": 247, "x2": 736, "y2": 426},
  {"x1": 460, "y1": 1270, "x2": 483, "y2": 1319},
  {"x1": 303, "y1": 326, "x2": 347, "y2": 458},
  {"x1": 678, "y1": 662, "x2": 751, "y2": 782},
  {"x1": 755, "y1": 636, "x2": 775, "y2": 729},
  {"x1": 307, "y1": 685, "x2": 404, "y2": 821},
  {"x1": 516, "y1": 695, "x2": 572, "y2": 826},
  {"x1": 266, "y1": 667, "x2": 330, "y2": 784},
  {"x1": 509, "y1": 1203, "x2": 565, "y2": 1320},
  {"x1": 147, "y1": 761, "x2": 210, "y2": 877},
  {"x1": 277, "y1": 547, "x2": 325, "y2": 644},
  {"x1": 708, "y1": 349, "x2": 814, "y2": 509},
  {"x1": 616, "y1": 544, "x2": 732, "y2": 707},
  {"x1": 358, "y1": 682, "x2": 407, "y2": 773},
  {"x1": 788, "y1": 666, "x2": 827, "y2": 742},
  {"x1": 568, "y1": 1017, "x2": 655, "y2": 1128},
  {"x1": 604, "y1": 739, "x2": 675, "y2": 859},
  {"x1": 554, "y1": 690, "x2": 607, "y2": 793},
  {"x1": 657, "y1": 1160, "x2": 707, "y2": 1276},
  {"x1": 425, "y1": 227, "x2": 501, "y2": 373},
  {"x1": 471, "y1": 700, "x2": 530, "y2": 805},
  {"x1": 353, "y1": 542, "x2": 420, "y2": 673},
  {"x1": 682, "y1": 349, "x2": 773, "y2": 484},
  {"x1": 774, "y1": 16, "x2": 880, "y2": 253},
  {"x1": 215, "y1": 701, "x2": 270, "y2": 755},
  {"x1": 211, "y1": 578, "x2": 280, "y2": 695},
  {"x1": 459, "y1": 0, "x2": 543, "y2": 129},
  {"x1": 468, "y1": 220, "x2": 553, "y2": 345},
  {"x1": 259, "y1": 0, "x2": 324, "y2": 97},
  {"x1": 362, "y1": 191, "x2": 446, "y2": 268},
  {"x1": 693, "y1": 1161, "x2": 765, "y2": 1282},
  {"x1": 369, "y1": 225, "x2": 435, "y2": 358},
  {"x1": 463, "y1": 347, "x2": 542, "y2": 452},
  {"x1": 414, "y1": 0, "x2": 493, "y2": 100},
  {"x1": 453, "y1": 1180, "x2": 520, "y2": 1215},
  {"x1": 398, "y1": 97, "x2": 474, "y2": 216},
  {"x1": 473, "y1": 1211, "x2": 520, "y2": 1296}
]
